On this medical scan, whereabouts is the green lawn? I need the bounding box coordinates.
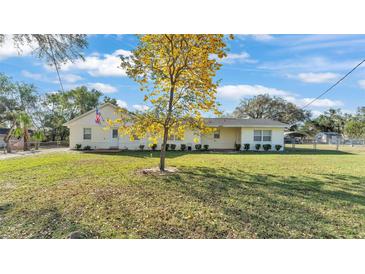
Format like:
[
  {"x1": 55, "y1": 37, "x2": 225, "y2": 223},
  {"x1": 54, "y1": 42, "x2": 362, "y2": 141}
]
[{"x1": 0, "y1": 147, "x2": 364, "y2": 239}]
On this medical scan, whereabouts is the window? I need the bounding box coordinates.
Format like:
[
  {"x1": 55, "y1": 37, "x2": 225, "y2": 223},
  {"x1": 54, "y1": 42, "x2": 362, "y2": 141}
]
[
  {"x1": 214, "y1": 130, "x2": 220, "y2": 139},
  {"x1": 253, "y1": 130, "x2": 262, "y2": 142},
  {"x1": 112, "y1": 129, "x2": 118, "y2": 138},
  {"x1": 253, "y1": 130, "x2": 272, "y2": 142},
  {"x1": 168, "y1": 134, "x2": 183, "y2": 141},
  {"x1": 263, "y1": 130, "x2": 272, "y2": 142},
  {"x1": 83, "y1": 128, "x2": 91, "y2": 140}
]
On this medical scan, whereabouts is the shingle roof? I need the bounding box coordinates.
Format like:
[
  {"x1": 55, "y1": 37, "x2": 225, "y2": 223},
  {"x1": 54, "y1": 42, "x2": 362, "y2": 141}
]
[{"x1": 203, "y1": 118, "x2": 288, "y2": 127}]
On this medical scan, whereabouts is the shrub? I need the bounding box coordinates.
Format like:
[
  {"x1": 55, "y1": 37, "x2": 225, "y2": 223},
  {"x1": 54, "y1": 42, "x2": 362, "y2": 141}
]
[
  {"x1": 83, "y1": 145, "x2": 91, "y2": 151},
  {"x1": 187, "y1": 146, "x2": 192, "y2": 151},
  {"x1": 180, "y1": 144, "x2": 186, "y2": 151},
  {"x1": 234, "y1": 143, "x2": 241, "y2": 151},
  {"x1": 263, "y1": 144, "x2": 272, "y2": 151},
  {"x1": 151, "y1": 144, "x2": 157, "y2": 151},
  {"x1": 75, "y1": 144, "x2": 82, "y2": 150},
  {"x1": 165, "y1": 144, "x2": 170, "y2": 151},
  {"x1": 203, "y1": 144, "x2": 209, "y2": 151},
  {"x1": 170, "y1": 144, "x2": 176, "y2": 150},
  {"x1": 139, "y1": 144, "x2": 145, "y2": 151},
  {"x1": 255, "y1": 144, "x2": 261, "y2": 151},
  {"x1": 195, "y1": 144, "x2": 202, "y2": 150},
  {"x1": 244, "y1": 143, "x2": 250, "y2": 151},
  {"x1": 275, "y1": 144, "x2": 282, "y2": 151}
]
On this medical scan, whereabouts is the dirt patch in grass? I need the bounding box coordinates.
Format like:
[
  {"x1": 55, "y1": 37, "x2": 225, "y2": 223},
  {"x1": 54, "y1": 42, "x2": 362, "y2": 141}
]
[{"x1": 138, "y1": 167, "x2": 179, "y2": 175}]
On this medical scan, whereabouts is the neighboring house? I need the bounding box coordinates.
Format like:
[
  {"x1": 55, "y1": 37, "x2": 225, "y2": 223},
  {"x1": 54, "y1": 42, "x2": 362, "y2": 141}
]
[
  {"x1": 0, "y1": 128, "x2": 9, "y2": 148},
  {"x1": 315, "y1": 132, "x2": 342, "y2": 144},
  {"x1": 63, "y1": 103, "x2": 288, "y2": 151}
]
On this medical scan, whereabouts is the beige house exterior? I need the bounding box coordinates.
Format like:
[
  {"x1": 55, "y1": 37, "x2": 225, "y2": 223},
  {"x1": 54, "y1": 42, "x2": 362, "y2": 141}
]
[{"x1": 64, "y1": 103, "x2": 287, "y2": 151}]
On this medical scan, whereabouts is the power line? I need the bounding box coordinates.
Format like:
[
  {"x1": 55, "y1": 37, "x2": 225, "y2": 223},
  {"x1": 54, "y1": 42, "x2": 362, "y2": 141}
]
[{"x1": 302, "y1": 58, "x2": 365, "y2": 109}]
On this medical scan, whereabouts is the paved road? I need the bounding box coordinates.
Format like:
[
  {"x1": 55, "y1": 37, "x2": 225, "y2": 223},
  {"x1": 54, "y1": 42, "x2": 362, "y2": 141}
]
[{"x1": 0, "y1": 148, "x2": 71, "y2": 160}]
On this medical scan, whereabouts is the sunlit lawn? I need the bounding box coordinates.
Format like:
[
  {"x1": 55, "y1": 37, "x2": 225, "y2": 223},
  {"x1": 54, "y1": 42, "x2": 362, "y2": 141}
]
[{"x1": 0, "y1": 146, "x2": 364, "y2": 238}]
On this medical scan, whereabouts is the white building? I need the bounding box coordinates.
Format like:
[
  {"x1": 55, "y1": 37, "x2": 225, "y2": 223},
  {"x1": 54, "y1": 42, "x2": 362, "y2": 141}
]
[{"x1": 64, "y1": 103, "x2": 288, "y2": 151}]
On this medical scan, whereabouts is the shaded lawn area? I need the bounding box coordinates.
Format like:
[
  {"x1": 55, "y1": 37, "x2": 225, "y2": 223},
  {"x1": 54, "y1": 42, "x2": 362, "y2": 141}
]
[{"x1": 0, "y1": 148, "x2": 364, "y2": 238}]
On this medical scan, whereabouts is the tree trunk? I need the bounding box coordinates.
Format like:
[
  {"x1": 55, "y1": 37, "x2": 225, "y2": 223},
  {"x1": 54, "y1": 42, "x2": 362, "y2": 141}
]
[
  {"x1": 4, "y1": 122, "x2": 16, "y2": 153},
  {"x1": 23, "y1": 126, "x2": 30, "y2": 151},
  {"x1": 159, "y1": 126, "x2": 169, "y2": 171}
]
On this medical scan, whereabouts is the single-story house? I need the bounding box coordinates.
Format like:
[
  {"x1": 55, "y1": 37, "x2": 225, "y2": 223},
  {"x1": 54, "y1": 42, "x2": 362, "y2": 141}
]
[
  {"x1": 315, "y1": 132, "x2": 342, "y2": 144},
  {"x1": 63, "y1": 103, "x2": 288, "y2": 151}
]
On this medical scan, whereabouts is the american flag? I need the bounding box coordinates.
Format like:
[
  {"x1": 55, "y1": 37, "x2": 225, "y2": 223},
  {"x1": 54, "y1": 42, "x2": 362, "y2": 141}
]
[{"x1": 95, "y1": 108, "x2": 102, "y2": 124}]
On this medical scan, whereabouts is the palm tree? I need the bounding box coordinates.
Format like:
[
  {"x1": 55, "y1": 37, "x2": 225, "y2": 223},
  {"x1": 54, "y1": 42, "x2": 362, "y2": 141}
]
[
  {"x1": 13, "y1": 113, "x2": 32, "y2": 151},
  {"x1": 32, "y1": 131, "x2": 45, "y2": 150}
]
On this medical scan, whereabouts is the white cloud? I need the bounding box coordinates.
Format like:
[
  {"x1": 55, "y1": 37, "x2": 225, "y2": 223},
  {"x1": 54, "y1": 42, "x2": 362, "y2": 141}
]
[
  {"x1": 0, "y1": 36, "x2": 34, "y2": 60},
  {"x1": 132, "y1": 104, "x2": 149, "y2": 112},
  {"x1": 222, "y1": 51, "x2": 257, "y2": 64},
  {"x1": 358, "y1": 80, "x2": 365, "y2": 89},
  {"x1": 218, "y1": 83, "x2": 343, "y2": 109},
  {"x1": 311, "y1": 110, "x2": 323, "y2": 118},
  {"x1": 260, "y1": 56, "x2": 358, "y2": 73},
  {"x1": 57, "y1": 49, "x2": 132, "y2": 77},
  {"x1": 218, "y1": 84, "x2": 291, "y2": 99},
  {"x1": 295, "y1": 72, "x2": 340, "y2": 83},
  {"x1": 284, "y1": 96, "x2": 343, "y2": 108},
  {"x1": 87, "y1": 82, "x2": 118, "y2": 93},
  {"x1": 21, "y1": 70, "x2": 45, "y2": 81},
  {"x1": 117, "y1": 100, "x2": 128, "y2": 108},
  {"x1": 22, "y1": 70, "x2": 82, "y2": 84},
  {"x1": 251, "y1": 34, "x2": 275, "y2": 41},
  {"x1": 62, "y1": 73, "x2": 83, "y2": 83}
]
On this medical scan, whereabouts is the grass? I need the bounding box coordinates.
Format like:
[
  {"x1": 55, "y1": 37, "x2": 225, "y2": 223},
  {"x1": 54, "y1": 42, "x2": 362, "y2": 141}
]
[{"x1": 0, "y1": 146, "x2": 364, "y2": 239}]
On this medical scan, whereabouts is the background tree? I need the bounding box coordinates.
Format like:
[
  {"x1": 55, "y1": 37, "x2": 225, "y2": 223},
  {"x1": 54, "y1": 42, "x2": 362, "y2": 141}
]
[
  {"x1": 0, "y1": 34, "x2": 88, "y2": 91},
  {"x1": 233, "y1": 94, "x2": 311, "y2": 125},
  {"x1": 13, "y1": 113, "x2": 32, "y2": 151},
  {"x1": 116, "y1": 34, "x2": 229, "y2": 171},
  {"x1": 42, "y1": 86, "x2": 103, "y2": 141},
  {"x1": 103, "y1": 96, "x2": 118, "y2": 106},
  {"x1": 344, "y1": 120, "x2": 365, "y2": 140},
  {"x1": 311, "y1": 108, "x2": 348, "y2": 133},
  {"x1": 0, "y1": 74, "x2": 38, "y2": 152}
]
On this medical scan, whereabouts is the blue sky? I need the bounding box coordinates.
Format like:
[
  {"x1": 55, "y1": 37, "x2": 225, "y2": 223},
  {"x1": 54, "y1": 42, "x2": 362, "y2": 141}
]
[{"x1": 1, "y1": 34, "x2": 365, "y2": 116}]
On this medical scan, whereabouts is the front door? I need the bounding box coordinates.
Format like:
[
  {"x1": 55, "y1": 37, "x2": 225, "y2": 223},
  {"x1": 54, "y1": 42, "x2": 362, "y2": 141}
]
[{"x1": 110, "y1": 128, "x2": 119, "y2": 148}]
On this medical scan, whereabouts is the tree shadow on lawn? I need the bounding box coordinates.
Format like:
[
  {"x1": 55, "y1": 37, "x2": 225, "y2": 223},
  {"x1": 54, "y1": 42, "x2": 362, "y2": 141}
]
[
  {"x1": 0, "y1": 205, "x2": 98, "y2": 239},
  {"x1": 158, "y1": 166, "x2": 365, "y2": 238}
]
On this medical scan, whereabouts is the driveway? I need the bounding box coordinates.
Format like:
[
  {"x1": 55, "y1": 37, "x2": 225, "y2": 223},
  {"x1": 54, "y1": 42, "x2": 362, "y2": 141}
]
[{"x1": 0, "y1": 148, "x2": 71, "y2": 160}]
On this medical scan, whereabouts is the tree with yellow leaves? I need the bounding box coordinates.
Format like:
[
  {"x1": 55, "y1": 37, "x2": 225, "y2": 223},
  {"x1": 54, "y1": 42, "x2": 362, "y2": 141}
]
[{"x1": 114, "y1": 34, "x2": 230, "y2": 171}]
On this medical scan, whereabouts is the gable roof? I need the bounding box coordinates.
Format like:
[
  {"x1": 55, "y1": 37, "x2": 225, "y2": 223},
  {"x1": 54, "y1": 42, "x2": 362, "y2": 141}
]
[
  {"x1": 204, "y1": 118, "x2": 288, "y2": 128},
  {"x1": 64, "y1": 103, "x2": 288, "y2": 128},
  {"x1": 63, "y1": 103, "x2": 119, "y2": 126}
]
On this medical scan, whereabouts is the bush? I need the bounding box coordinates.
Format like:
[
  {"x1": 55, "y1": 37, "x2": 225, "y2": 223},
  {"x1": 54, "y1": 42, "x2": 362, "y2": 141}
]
[
  {"x1": 75, "y1": 144, "x2": 82, "y2": 150},
  {"x1": 195, "y1": 144, "x2": 202, "y2": 150},
  {"x1": 170, "y1": 144, "x2": 176, "y2": 150},
  {"x1": 263, "y1": 144, "x2": 272, "y2": 151},
  {"x1": 255, "y1": 144, "x2": 261, "y2": 151},
  {"x1": 180, "y1": 144, "x2": 186, "y2": 151},
  {"x1": 234, "y1": 143, "x2": 241, "y2": 151},
  {"x1": 187, "y1": 146, "x2": 192, "y2": 151},
  {"x1": 203, "y1": 144, "x2": 209, "y2": 151},
  {"x1": 165, "y1": 144, "x2": 170, "y2": 151},
  {"x1": 275, "y1": 144, "x2": 282, "y2": 151},
  {"x1": 244, "y1": 143, "x2": 250, "y2": 151},
  {"x1": 139, "y1": 144, "x2": 145, "y2": 151},
  {"x1": 83, "y1": 145, "x2": 91, "y2": 151},
  {"x1": 151, "y1": 144, "x2": 157, "y2": 151}
]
